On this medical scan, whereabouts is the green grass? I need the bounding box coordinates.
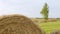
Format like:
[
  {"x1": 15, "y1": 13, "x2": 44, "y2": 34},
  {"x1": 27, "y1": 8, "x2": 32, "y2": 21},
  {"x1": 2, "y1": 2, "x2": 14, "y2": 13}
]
[{"x1": 36, "y1": 21, "x2": 60, "y2": 34}]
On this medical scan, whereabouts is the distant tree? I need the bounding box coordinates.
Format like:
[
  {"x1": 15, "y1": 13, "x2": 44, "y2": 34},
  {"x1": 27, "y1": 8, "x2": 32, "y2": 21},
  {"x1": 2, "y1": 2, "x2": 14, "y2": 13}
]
[{"x1": 40, "y1": 3, "x2": 49, "y2": 21}]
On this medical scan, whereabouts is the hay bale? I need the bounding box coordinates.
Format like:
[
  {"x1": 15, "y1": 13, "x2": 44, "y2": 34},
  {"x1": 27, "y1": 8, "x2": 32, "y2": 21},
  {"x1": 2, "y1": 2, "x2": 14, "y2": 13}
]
[
  {"x1": 0, "y1": 14, "x2": 43, "y2": 34},
  {"x1": 50, "y1": 30, "x2": 60, "y2": 34}
]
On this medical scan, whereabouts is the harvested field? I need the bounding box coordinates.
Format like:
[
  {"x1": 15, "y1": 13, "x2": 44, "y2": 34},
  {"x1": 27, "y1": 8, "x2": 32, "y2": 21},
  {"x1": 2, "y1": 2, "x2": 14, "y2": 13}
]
[
  {"x1": 31, "y1": 18, "x2": 60, "y2": 34},
  {"x1": 50, "y1": 30, "x2": 60, "y2": 34},
  {"x1": 31, "y1": 18, "x2": 59, "y2": 23},
  {"x1": 0, "y1": 15, "x2": 43, "y2": 34}
]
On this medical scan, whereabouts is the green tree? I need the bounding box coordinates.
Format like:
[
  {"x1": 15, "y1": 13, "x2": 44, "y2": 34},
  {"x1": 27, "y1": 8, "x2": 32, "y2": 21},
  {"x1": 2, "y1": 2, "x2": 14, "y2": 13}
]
[{"x1": 40, "y1": 3, "x2": 49, "y2": 21}]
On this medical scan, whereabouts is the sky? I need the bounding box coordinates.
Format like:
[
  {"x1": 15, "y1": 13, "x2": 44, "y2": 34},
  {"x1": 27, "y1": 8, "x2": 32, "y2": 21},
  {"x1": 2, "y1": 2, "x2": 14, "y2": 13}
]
[{"x1": 0, "y1": 0, "x2": 60, "y2": 18}]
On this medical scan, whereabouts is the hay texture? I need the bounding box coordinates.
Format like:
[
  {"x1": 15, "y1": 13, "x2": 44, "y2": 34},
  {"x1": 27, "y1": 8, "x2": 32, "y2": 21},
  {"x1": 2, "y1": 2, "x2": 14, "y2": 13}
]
[{"x1": 0, "y1": 14, "x2": 43, "y2": 34}]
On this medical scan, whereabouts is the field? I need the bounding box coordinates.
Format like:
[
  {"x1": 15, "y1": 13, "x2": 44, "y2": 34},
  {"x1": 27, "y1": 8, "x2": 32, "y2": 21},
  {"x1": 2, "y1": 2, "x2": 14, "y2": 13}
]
[{"x1": 32, "y1": 18, "x2": 60, "y2": 34}]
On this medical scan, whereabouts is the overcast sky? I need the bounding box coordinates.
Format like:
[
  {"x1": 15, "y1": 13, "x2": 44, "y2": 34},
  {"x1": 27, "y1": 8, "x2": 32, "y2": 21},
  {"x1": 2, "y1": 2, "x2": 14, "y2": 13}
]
[{"x1": 0, "y1": 0, "x2": 60, "y2": 18}]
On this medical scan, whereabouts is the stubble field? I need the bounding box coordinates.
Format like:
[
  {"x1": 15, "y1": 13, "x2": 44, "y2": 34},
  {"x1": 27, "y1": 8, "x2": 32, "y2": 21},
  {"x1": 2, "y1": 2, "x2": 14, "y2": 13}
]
[{"x1": 32, "y1": 18, "x2": 60, "y2": 34}]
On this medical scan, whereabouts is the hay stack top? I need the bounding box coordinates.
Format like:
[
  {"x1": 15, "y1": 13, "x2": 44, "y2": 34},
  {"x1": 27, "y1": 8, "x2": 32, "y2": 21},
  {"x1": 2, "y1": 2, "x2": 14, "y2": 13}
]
[{"x1": 0, "y1": 14, "x2": 43, "y2": 34}]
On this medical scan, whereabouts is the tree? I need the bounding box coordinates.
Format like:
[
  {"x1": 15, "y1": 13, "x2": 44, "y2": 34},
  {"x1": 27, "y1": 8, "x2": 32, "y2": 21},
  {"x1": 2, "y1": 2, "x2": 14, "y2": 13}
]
[{"x1": 40, "y1": 3, "x2": 49, "y2": 21}]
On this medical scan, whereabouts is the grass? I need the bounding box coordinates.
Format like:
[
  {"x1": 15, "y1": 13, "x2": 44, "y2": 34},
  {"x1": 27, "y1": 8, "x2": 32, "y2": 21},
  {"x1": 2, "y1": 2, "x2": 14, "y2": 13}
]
[{"x1": 35, "y1": 20, "x2": 60, "y2": 34}]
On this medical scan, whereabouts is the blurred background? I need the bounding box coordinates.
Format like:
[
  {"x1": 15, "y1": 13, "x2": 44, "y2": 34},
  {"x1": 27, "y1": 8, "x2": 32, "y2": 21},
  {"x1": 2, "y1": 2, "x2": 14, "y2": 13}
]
[{"x1": 0, "y1": 0, "x2": 60, "y2": 18}]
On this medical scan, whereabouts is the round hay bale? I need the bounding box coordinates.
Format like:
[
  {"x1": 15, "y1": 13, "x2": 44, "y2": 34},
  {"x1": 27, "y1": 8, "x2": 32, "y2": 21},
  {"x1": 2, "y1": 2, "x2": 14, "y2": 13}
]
[
  {"x1": 0, "y1": 15, "x2": 43, "y2": 34},
  {"x1": 50, "y1": 30, "x2": 60, "y2": 34}
]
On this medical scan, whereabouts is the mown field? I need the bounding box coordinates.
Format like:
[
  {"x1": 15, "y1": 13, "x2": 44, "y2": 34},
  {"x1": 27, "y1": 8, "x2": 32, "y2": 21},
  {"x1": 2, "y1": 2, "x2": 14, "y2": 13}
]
[{"x1": 32, "y1": 18, "x2": 60, "y2": 34}]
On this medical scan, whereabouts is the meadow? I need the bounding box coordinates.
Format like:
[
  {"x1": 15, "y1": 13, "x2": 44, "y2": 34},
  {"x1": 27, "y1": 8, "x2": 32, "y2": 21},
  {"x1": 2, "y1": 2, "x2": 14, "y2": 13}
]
[{"x1": 32, "y1": 18, "x2": 60, "y2": 34}]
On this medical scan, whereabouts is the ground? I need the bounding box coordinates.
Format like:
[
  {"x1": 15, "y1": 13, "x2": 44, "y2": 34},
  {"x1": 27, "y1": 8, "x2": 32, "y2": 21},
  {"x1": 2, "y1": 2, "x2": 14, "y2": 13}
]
[{"x1": 31, "y1": 18, "x2": 60, "y2": 34}]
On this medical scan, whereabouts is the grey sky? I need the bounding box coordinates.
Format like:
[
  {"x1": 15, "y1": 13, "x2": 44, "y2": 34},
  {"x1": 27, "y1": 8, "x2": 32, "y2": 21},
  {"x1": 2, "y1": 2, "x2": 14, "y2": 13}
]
[{"x1": 0, "y1": 0, "x2": 60, "y2": 18}]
